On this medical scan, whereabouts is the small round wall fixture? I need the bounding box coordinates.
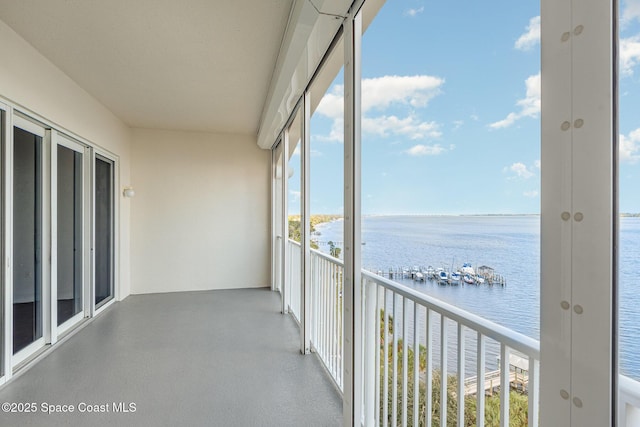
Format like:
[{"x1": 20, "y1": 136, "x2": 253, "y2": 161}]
[{"x1": 123, "y1": 187, "x2": 135, "y2": 198}]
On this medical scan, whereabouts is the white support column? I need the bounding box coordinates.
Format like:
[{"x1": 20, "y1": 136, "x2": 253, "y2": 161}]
[
  {"x1": 343, "y1": 10, "x2": 363, "y2": 427},
  {"x1": 49, "y1": 129, "x2": 59, "y2": 345},
  {"x1": 569, "y1": 0, "x2": 614, "y2": 425},
  {"x1": 301, "y1": 91, "x2": 311, "y2": 354},
  {"x1": 42, "y1": 129, "x2": 52, "y2": 346},
  {"x1": 281, "y1": 130, "x2": 289, "y2": 315},
  {"x1": 540, "y1": 0, "x2": 615, "y2": 425},
  {"x1": 271, "y1": 149, "x2": 276, "y2": 292},
  {"x1": 1, "y1": 103, "x2": 12, "y2": 382},
  {"x1": 540, "y1": 0, "x2": 573, "y2": 420}
]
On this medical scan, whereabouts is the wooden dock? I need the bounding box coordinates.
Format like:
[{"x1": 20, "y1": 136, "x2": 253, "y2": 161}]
[
  {"x1": 463, "y1": 369, "x2": 528, "y2": 396},
  {"x1": 371, "y1": 265, "x2": 507, "y2": 287},
  {"x1": 463, "y1": 354, "x2": 530, "y2": 396}
]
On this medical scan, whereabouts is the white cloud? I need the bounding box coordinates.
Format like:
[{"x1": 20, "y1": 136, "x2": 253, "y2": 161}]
[
  {"x1": 622, "y1": 0, "x2": 640, "y2": 27},
  {"x1": 452, "y1": 120, "x2": 464, "y2": 130},
  {"x1": 404, "y1": 6, "x2": 424, "y2": 17},
  {"x1": 489, "y1": 72, "x2": 540, "y2": 129},
  {"x1": 290, "y1": 190, "x2": 301, "y2": 201},
  {"x1": 316, "y1": 75, "x2": 445, "y2": 142},
  {"x1": 534, "y1": 159, "x2": 541, "y2": 169},
  {"x1": 362, "y1": 75, "x2": 444, "y2": 111},
  {"x1": 620, "y1": 128, "x2": 640, "y2": 163},
  {"x1": 523, "y1": 190, "x2": 539, "y2": 198},
  {"x1": 316, "y1": 85, "x2": 344, "y2": 119},
  {"x1": 505, "y1": 162, "x2": 535, "y2": 179},
  {"x1": 620, "y1": 35, "x2": 640, "y2": 76},
  {"x1": 515, "y1": 16, "x2": 540, "y2": 51},
  {"x1": 406, "y1": 144, "x2": 446, "y2": 156},
  {"x1": 363, "y1": 115, "x2": 441, "y2": 139}
]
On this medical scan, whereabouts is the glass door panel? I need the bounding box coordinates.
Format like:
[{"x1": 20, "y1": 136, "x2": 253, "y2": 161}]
[
  {"x1": 94, "y1": 155, "x2": 113, "y2": 308},
  {"x1": 57, "y1": 141, "x2": 84, "y2": 328},
  {"x1": 13, "y1": 122, "x2": 44, "y2": 355}
]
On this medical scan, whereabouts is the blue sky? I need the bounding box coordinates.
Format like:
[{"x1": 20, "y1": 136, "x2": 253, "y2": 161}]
[{"x1": 288, "y1": 0, "x2": 640, "y2": 215}]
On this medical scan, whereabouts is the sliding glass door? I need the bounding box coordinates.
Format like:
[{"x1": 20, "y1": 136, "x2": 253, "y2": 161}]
[
  {"x1": 56, "y1": 136, "x2": 85, "y2": 331},
  {"x1": 12, "y1": 117, "x2": 46, "y2": 359},
  {"x1": 94, "y1": 154, "x2": 114, "y2": 308}
]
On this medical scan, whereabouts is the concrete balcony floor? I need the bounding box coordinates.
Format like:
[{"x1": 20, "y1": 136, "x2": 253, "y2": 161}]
[{"x1": 0, "y1": 289, "x2": 342, "y2": 426}]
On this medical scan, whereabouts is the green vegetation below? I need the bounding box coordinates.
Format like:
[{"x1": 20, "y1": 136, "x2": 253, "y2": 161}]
[{"x1": 380, "y1": 311, "x2": 529, "y2": 426}]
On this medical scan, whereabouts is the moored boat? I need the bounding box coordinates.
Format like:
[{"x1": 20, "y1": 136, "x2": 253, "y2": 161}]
[{"x1": 450, "y1": 271, "x2": 461, "y2": 285}]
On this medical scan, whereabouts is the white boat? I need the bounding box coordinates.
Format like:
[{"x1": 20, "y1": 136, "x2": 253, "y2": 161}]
[
  {"x1": 475, "y1": 275, "x2": 486, "y2": 284},
  {"x1": 450, "y1": 271, "x2": 461, "y2": 285},
  {"x1": 414, "y1": 272, "x2": 425, "y2": 281},
  {"x1": 437, "y1": 269, "x2": 448, "y2": 284},
  {"x1": 425, "y1": 266, "x2": 435, "y2": 279},
  {"x1": 463, "y1": 274, "x2": 475, "y2": 284},
  {"x1": 461, "y1": 263, "x2": 475, "y2": 276}
]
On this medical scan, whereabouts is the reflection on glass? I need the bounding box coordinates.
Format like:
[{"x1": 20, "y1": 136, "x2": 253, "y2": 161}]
[
  {"x1": 95, "y1": 156, "x2": 113, "y2": 307},
  {"x1": 13, "y1": 126, "x2": 43, "y2": 354},
  {"x1": 57, "y1": 145, "x2": 83, "y2": 325}
]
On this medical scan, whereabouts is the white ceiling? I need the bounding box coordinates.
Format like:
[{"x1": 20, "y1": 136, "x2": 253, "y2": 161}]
[{"x1": 0, "y1": 0, "x2": 293, "y2": 135}]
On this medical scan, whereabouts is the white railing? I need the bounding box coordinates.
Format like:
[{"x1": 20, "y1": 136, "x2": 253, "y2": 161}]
[
  {"x1": 310, "y1": 248, "x2": 344, "y2": 390},
  {"x1": 286, "y1": 239, "x2": 301, "y2": 322},
  {"x1": 361, "y1": 271, "x2": 540, "y2": 427},
  {"x1": 289, "y1": 242, "x2": 640, "y2": 426}
]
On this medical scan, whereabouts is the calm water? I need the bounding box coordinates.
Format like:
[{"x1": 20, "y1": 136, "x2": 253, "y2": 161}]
[{"x1": 315, "y1": 215, "x2": 640, "y2": 380}]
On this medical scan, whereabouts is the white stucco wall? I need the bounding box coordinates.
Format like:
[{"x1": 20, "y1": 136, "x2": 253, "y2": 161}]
[
  {"x1": 0, "y1": 19, "x2": 133, "y2": 299},
  {"x1": 130, "y1": 128, "x2": 270, "y2": 294}
]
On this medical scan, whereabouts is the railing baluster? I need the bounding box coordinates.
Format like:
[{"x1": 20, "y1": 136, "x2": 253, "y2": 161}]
[
  {"x1": 364, "y1": 279, "x2": 377, "y2": 426},
  {"x1": 392, "y1": 292, "x2": 398, "y2": 427},
  {"x1": 441, "y1": 315, "x2": 448, "y2": 427},
  {"x1": 426, "y1": 308, "x2": 433, "y2": 427},
  {"x1": 477, "y1": 333, "x2": 485, "y2": 427},
  {"x1": 324, "y1": 258, "x2": 329, "y2": 371},
  {"x1": 458, "y1": 323, "x2": 465, "y2": 427},
  {"x1": 339, "y1": 264, "x2": 343, "y2": 388},
  {"x1": 402, "y1": 298, "x2": 408, "y2": 427},
  {"x1": 528, "y1": 357, "x2": 539, "y2": 427},
  {"x1": 311, "y1": 254, "x2": 316, "y2": 347},
  {"x1": 332, "y1": 261, "x2": 337, "y2": 379},
  {"x1": 376, "y1": 285, "x2": 382, "y2": 426},
  {"x1": 500, "y1": 344, "x2": 510, "y2": 427},
  {"x1": 413, "y1": 302, "x2": 419, "y2": 427},
  {"x1": 383, "y1": 288, "x2": 389, "y2": 427}
]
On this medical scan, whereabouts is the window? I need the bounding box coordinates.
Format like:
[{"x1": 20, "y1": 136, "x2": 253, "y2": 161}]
[{"x1": 94, "y1": 154, "x2": 114, "y2": 308}]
